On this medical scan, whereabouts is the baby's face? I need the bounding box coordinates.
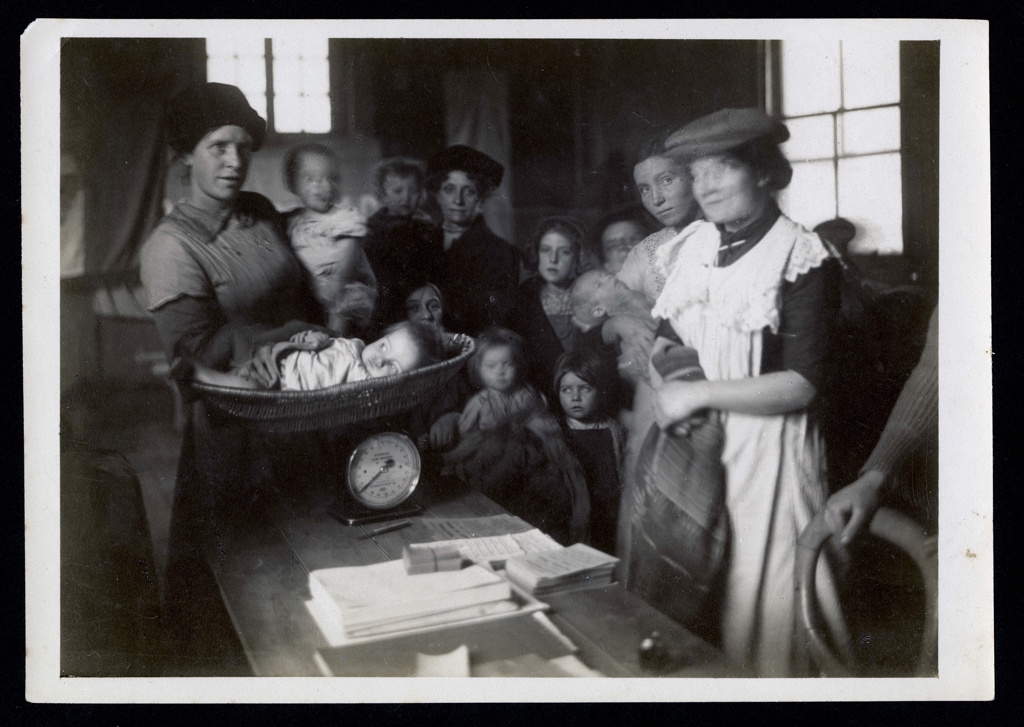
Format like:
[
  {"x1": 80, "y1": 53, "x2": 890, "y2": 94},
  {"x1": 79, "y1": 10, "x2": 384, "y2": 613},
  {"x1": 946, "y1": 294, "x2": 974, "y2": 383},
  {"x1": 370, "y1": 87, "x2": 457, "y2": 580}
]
[
  {"x1": 381, "y1": 173, "x2": 421, "y2": 218},
  {"x1": 294, "y1": 152, "x2": 339, "y2": 214},
  {"x1": 479, "y1": 345, "x2": 517, "y2": 394},
  {"x1": 362, "y1": 328, "x2": 422, "y2": 378},
  {"x1": 588, "y1": 271, "x2": 632, "y2": 302}
]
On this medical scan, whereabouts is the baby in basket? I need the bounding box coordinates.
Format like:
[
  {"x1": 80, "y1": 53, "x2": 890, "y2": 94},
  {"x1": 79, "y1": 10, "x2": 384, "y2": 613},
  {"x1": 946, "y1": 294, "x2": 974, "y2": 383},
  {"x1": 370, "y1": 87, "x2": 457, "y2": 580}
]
[{"x1": 177, "y1": 320, "x2": 444, "y2": 391}]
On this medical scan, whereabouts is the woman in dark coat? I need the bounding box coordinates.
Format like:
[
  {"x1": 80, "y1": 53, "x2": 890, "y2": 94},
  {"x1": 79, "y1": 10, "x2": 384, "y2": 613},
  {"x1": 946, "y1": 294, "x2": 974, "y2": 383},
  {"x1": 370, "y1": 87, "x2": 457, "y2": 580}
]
[{"x1": 426, "y1": 145, "x2": 521, "y2": 337}]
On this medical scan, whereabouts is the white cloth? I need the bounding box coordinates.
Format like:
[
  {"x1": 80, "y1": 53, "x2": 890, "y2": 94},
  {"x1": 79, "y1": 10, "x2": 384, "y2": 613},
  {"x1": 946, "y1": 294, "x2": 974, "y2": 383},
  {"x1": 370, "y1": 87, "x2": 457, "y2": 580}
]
[
  {"x1": 287, "y1": 205, "x2": 377, "y2": 324},
  {"x1": 652, "y1": 215, "x2": 845, "y2": 677},
  {"x1": 278, "y1": 337, "x2": 370, "y2": 391}
]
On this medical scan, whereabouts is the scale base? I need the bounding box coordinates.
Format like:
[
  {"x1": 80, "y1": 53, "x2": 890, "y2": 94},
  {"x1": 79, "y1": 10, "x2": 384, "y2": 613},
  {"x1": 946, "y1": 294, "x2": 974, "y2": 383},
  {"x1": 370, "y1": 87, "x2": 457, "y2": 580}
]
[{"x1": 328, "y1": 496, "x2": 424, "y2": 526}]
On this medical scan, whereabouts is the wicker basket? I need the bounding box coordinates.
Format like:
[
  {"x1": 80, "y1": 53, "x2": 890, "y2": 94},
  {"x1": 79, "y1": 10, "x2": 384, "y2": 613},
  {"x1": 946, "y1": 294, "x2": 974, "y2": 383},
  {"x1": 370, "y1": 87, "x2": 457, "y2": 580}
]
[{"x1": 190, "y1": 333, "x2": 475, "y2": 434}]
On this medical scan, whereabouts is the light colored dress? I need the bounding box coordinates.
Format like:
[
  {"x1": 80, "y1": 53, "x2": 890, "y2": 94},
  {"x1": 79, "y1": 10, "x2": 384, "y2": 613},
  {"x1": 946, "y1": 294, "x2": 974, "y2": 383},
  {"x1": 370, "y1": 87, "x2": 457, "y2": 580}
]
[
  {"x1": 651, "y1": 214, "x2": 847, "y2": 677},
  {"x1": 458, "y1": 387, "x2": 544, "y2": 434},
  {"x1": 287, "y1": 205, "x2": 378, "y2": 331},
  {"x1": 277, "y1": 337, "x2": 370, "y2": 391}
]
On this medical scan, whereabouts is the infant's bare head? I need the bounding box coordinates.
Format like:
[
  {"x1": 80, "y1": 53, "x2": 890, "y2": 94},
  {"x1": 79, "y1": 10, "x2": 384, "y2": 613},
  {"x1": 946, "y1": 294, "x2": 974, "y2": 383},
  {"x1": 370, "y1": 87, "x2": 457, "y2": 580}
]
[{"x1": 570, "y1": 270, "x2": 626, "y2": 329}]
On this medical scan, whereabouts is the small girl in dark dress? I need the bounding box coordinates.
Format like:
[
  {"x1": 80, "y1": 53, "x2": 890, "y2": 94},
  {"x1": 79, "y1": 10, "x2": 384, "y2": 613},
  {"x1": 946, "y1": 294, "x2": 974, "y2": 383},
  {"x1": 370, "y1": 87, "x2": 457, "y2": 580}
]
[{"x1": 553, "y1": 348, "x2": 625, "y2": 555}]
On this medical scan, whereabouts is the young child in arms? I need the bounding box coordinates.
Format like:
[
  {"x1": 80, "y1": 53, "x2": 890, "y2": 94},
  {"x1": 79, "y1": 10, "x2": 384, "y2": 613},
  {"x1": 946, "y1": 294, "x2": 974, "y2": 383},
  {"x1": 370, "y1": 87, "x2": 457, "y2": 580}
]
[
  {"x1": 284, "y1": 143, "x2": 378, "y2": 336},
  {"x1": 180, "y1": 320, "x2": 443, "y2": 391},
  {"x1": 569, "y1": 270, "x2": 654, "y2": 334}
]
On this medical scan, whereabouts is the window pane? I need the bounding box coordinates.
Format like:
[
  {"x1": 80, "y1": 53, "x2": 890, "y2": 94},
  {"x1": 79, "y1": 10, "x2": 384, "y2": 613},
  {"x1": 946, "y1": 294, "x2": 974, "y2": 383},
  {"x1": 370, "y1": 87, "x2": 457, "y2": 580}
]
[
  {"x1": 206, "y1": 56, "x2": 238, "y2": 86},
  {"x1": 780, "y1": 40, "x2": 842, "y2": 117},
  {"x1": 274, "y1": 37, "x2": 328, "y2": 61},
  {"x1": 840, "y1": 106, "x2": 900, "y2": 156},
  {"x1": 838, "y1": 153, "x2": 903, "y2": 254},
  {"x1": 304, "y1": 58, "x2": 331, "y2": 95},
  {"x1": 302, "y1": 96, "x2": 333, "y2": 134},
  {"x1": 271, "y1": 38, "x2": 331, "y2": 133},
  {"x1": 273, "y1": 57, "x2": 302, "y2": 92},
  {"x1": 206, "y1": 38, "x2": 267, "y2": 121},
  {"x1": 273, "y1": 94, "x2": 304, "y2": 133},
  {"x1": 778, "y1": 160, "x2": 836, "y2": 229},
  {"x1": 842, "y1": 39, "x2": 900, "y2": 109},
  {"x1": 782, "y1": 114, "x2": 835, "y2": 162},
  {"x1": 206, "y1": 36, "x2": 264, "y2": 59}
]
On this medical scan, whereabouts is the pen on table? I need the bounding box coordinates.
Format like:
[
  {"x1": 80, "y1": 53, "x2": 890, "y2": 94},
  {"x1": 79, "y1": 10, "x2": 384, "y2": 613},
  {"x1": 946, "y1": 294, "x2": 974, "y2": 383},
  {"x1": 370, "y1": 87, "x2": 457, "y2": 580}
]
[{"x1": 356, "y1": 520, "x2": 412, "y2": 540}]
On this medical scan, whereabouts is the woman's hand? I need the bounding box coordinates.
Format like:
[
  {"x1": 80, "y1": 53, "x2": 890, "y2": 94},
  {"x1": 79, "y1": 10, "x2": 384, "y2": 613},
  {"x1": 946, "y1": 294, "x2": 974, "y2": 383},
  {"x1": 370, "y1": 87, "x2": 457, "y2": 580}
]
[
  {"x1": 289, "y1": 329, "x2": 333, "y2": 349},
  {"x1": 603, "y1": 315, "x2": 656, "y2": 382},
  {"x1": 654, "y1": 379, "x2": 710, "y2": 431},
  {"x1": 428, "y1": 412, "x2": 461, "y2": 451},
  {"x1": 823, "y1": 469, "x2": 885, "y2": 547},
  {"x1": 246, "y1": 343, "x2": 282, "y2": 388}
]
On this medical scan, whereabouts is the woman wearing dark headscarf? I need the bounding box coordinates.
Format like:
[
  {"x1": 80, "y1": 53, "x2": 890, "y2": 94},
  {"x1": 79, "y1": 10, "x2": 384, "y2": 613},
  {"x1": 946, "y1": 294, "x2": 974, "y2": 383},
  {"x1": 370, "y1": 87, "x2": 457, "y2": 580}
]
[
  {"x1": 426, "y1": 145, "x2": 521, "y2": 336},
  {"x1": 140, "y1": 83, "x2": 324, "y2": 670},
  {"x1": 647, "y1": 108, "x2": 844, "y2": 676}
]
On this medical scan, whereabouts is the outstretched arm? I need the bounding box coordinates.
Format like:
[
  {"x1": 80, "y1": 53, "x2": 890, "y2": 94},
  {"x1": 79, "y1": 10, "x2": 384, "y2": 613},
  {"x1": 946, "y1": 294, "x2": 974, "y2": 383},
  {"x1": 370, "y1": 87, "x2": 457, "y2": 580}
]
[{"x1": 654, "y1": 369, "x2": 816, "y2": 429}]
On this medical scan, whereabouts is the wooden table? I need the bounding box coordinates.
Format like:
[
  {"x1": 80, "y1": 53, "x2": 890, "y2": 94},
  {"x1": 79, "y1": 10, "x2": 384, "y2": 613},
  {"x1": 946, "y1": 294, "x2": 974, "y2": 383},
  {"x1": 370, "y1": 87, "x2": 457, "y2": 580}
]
[{"x1": 208, "y1": 474, "x2": 738, "y2": 678}]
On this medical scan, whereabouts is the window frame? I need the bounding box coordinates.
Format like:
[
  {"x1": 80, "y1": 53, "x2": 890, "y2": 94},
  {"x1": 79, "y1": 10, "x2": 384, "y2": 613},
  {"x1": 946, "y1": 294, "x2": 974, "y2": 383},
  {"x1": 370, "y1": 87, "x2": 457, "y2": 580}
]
[{"x1": 204, "y1": 37, "x2": 334, "y2": 140}]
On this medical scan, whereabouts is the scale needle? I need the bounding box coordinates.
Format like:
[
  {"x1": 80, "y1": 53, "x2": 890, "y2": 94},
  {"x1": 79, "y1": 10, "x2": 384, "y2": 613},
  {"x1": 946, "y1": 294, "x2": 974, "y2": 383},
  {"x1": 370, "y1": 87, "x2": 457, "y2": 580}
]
[{"x1": 357, "y1": 458, "x2": 395, "y2": 493}]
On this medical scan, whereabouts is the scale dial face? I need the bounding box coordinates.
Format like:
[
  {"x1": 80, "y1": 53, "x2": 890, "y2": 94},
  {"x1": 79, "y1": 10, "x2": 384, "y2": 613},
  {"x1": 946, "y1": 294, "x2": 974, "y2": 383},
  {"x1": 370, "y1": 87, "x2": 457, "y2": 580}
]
[{"x1": 346, "y1": 432, "x2": 422, "y2": 510}]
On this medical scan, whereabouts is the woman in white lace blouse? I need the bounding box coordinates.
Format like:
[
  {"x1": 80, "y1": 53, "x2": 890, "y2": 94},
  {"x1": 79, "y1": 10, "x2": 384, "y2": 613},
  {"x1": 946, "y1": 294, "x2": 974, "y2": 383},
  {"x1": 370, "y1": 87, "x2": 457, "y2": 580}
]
[{"x1": 650, "y1": 108, "x2": 845, "y2": 677}]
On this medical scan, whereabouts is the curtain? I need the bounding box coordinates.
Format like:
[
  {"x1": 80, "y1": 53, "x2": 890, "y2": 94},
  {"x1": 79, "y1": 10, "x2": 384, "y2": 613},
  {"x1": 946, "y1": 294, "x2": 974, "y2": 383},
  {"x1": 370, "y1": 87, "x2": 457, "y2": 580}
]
[
  {"x1": 443, "y1": 69, "x2": 514, "y2": 245},
  {"x1": 80, "y1": 96, "x2": 168, "y2": 284}
]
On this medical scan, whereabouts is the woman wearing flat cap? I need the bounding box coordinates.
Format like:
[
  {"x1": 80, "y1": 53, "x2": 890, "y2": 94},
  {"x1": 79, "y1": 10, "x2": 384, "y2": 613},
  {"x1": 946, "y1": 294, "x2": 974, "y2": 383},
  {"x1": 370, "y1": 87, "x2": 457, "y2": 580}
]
[
  {"x1": 645, "y1": 108, "x2": 844, "y2": 676},
  {"x1": 426, "y1": 144, "x2": 521, "y2": 336},
  {"x1": 140, "y1": 82, "x2": 324, "y2": 669}
]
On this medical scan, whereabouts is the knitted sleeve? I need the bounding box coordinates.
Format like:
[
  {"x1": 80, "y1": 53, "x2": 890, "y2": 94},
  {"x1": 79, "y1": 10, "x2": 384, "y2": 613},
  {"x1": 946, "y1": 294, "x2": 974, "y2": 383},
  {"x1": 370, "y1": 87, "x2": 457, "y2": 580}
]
[{"x1": 861, "y1": 306, "x2": 939, "y2": 476}]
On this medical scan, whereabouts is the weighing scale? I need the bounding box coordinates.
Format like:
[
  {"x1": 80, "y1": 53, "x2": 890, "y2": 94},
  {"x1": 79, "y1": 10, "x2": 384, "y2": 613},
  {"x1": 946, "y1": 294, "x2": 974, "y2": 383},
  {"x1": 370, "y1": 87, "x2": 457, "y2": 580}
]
[{"x1": 329, "y1": 431, "x2": 426, "y2": 526}]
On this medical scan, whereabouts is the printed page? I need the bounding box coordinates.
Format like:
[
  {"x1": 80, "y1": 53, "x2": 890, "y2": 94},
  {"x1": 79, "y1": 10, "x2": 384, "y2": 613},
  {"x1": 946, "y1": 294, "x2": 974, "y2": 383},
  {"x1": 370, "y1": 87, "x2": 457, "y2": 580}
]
[{"x1": 421, "y1": 514, "x2": 534, "y2": 539}]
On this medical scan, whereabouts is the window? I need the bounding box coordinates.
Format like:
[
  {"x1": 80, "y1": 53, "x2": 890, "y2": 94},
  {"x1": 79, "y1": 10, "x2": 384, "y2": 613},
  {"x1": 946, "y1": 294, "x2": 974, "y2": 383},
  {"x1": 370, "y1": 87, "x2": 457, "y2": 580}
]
[
  {"x1": 771, "y1": 40, "x2": 903, "y2": 254},
  {"x1": 206, "y1": 37, "x2": 331, "y2": 134}
]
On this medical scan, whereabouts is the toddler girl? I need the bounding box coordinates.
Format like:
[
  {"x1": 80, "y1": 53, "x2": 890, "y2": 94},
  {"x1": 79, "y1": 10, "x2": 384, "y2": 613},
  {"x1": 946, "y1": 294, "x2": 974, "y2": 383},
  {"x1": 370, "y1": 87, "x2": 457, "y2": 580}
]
[
  {"x1": 180, "y1": 320, "x2": 443, "y2": 391},
  {"x1": 443, "y1": 328, "x2": 590, "y2": 545},
  {"x1": 554, "y1": 349, "x2": 625, "y2": 556},
  {"x1": 283, "y1": 143, "x2": 378, "y2": 336}
]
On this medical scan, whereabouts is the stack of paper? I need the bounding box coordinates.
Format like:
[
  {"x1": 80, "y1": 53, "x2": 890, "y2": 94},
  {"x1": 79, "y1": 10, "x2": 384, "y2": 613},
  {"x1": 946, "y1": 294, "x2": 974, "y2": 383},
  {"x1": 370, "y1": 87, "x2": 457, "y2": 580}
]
[
  {"x1": 504, "y1": 543, "x2": 619, "y2": 597},
  {"x1": 409, "y1": 529, "x2": 562, "y2": 570},
  {"x1": 306, "y1": 559, "x2": 513, "y2": 643}
]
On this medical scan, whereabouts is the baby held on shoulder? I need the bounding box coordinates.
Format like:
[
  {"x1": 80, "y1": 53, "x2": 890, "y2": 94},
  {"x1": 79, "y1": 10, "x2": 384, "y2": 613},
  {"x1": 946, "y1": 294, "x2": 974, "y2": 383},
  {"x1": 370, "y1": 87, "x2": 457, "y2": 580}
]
[
  {"x1": 570, "y1": 270, "x2": 659, "y2": 383},
  {"x1": 177, "y1": 320, "x2": 444, "y2": 391}
]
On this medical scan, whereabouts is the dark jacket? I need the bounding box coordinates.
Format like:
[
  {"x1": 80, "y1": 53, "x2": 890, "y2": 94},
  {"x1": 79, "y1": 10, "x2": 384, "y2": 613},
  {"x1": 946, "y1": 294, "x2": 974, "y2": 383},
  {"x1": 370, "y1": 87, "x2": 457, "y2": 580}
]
[
  {"x1": 509, "y1": 275, "x2": 572, "y2": 394},
  {"x1": 363, "y1": 209, "x2": 443, "y2": 332},
  {"x1": 438, "y1": 216, "x2": 521, "y2": 337}
]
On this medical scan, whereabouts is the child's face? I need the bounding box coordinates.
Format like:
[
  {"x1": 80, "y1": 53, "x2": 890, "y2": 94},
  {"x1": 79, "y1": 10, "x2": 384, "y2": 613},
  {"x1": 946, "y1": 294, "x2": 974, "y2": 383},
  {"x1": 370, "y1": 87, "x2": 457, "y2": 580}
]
[
  {"x1": 601, "y1": 220, "x2": 646, "y2": 275},
  {"x1": 361, "y1": 327, "x2": 422, "y2": 378},
  {"x1": 559, "y1": 372, "x2": 600, "y2": 422},
  {"x1": 381, "y1": 173, "x2": 421, "y2": 218},
  {"x1": 537, "y1": 231, "x2": 577, "y2": 286},
  {"x1": 479, "y1": 345, "x2": 517, "y2": 394},
  {"x1": 405, "y1": 285, "x2": 443, "y2": 329},
  {"x1": 294, "y1": 152, "x2": 339, "y2": 214}
]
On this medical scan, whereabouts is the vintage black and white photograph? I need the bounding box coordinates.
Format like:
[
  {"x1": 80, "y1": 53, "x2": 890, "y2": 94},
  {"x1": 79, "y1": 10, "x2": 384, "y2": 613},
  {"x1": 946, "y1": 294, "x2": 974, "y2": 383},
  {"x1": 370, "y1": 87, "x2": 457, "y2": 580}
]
[{"x1": 24, "y1": 19, "x2": 992, "y2": 702}]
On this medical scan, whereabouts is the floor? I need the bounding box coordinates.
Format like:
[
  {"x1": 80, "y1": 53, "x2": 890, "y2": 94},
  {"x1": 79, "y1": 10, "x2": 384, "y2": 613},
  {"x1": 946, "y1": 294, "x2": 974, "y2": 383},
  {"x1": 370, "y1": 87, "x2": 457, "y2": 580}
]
[
  {"x1": 66, "y1": 381, "x2": 182, "y2": 606},
  {"x1": 65, "y1": 378, "x2": 932, "y2": 678}
]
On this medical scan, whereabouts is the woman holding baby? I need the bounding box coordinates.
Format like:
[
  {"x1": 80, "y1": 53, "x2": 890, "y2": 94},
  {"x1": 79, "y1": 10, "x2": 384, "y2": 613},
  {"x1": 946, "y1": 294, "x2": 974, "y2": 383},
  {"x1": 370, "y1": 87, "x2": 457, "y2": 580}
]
[{"x1": 646, "y1": 108, "x2": 845, "y2": 677}]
